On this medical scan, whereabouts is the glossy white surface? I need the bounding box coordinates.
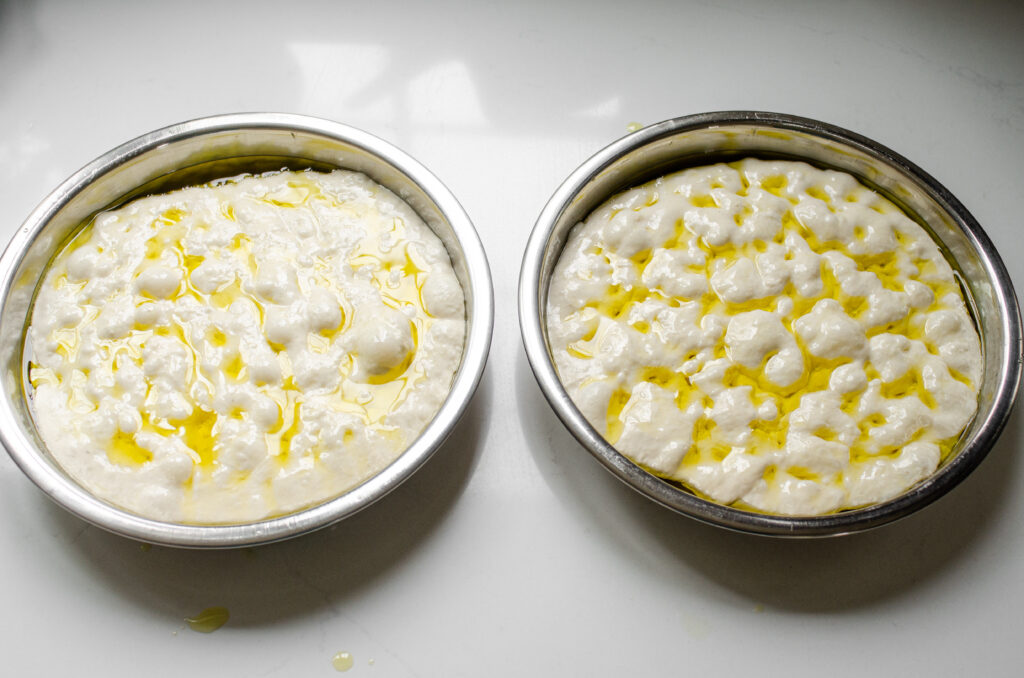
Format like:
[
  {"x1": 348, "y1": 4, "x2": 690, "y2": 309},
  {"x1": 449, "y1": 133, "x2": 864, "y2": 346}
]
[{"x1": 1, "y1": 0, "x2": 1022, "y2": 675}]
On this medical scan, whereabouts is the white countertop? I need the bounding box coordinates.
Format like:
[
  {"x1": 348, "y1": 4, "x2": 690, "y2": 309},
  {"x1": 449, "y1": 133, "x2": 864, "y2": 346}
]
[{"x1": 1, "y1": 1, "x2": 1022, "y2": 675}]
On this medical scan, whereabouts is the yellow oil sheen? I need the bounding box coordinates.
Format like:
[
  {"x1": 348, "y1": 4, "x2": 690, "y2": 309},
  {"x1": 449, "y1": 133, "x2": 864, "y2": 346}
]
[
  {"x1": 185, "y1": 607, "x2": 229, "y2": 633},
  {"x1": 108, "y1": 431, "x2": 154, "y2": 466},
  {"x1": 32, "y1": 174, "x2": 436, "y2": 486},
  {"x1": 562, "y1": 168, "x2": 978, "y2": 500}
]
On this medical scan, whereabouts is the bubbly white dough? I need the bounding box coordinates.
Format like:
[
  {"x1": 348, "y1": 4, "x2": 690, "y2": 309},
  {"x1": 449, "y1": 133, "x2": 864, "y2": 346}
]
[
  {"x1": 28, "y1": 170, "x2": 465, "y2": 523},
  {"x1": 547, "y1": 159, "x2": 982, "y2": 516}
]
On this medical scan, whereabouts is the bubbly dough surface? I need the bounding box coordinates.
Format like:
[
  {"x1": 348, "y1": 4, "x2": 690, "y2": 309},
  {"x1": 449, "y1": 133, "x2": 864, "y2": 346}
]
[
  {"x1": 29, "y1": 170, "x2": 465, "y2": 523},
  {"x1": 547, "y1": 159, "x2": 981, "y2": 516}
]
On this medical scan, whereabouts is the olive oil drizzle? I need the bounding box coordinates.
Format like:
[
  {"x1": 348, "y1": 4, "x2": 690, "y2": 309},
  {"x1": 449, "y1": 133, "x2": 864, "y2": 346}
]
[
  {"x1": 30, "y1": 174, "x2": 436, "y2": 489},
  {"x1": 568, "y1": 166, "x2": 973, "y2": 496}
]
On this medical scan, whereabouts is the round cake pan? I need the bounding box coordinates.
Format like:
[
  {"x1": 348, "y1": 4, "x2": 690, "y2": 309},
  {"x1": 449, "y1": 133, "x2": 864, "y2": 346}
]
[
  {"x1": 0, "y1": 113, "x2": 493, "y2": 548},
  {"x1": 519, "y1": 110, "x2": 1021, "y2": 537}
]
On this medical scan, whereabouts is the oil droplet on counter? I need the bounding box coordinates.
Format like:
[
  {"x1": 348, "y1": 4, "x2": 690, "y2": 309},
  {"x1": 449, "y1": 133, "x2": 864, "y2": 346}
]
[
  {"x1": 185, "y1": 606, "x2": 229, "y2": 633},
  {"x1": 332, "y1": 652, "x2": 355, "y2": 672},
  {"x1": 626, "y1": 121, "x2": 644, "y2": 132}
]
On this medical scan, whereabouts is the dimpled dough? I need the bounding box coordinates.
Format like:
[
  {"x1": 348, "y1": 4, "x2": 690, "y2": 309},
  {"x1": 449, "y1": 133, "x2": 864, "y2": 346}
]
[
  {"x1": 547, "y1": 159, "x2": 981, "y2": 516},
  {"x1": 28, "y1": 170, "x2": 465, "y2": 523}
]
